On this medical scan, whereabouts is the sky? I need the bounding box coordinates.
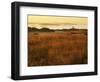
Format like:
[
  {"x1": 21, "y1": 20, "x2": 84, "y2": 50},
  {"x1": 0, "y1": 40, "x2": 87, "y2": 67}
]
[{"x1": 28, "y1": 15, "x2": 88, "y2": 29}]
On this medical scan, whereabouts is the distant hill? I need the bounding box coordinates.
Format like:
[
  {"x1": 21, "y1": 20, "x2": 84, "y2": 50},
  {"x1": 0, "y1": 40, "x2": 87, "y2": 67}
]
[
  {"x1": 28, "y1": 27, "x2": 87, "y2": 32},
  {"x1": 28, "y1": 27, "x2": 39, "y2": 32},
  {"x1": 40, "y1": 28, "x2": 54, "y2": 32},
  {"x1": 28, "y1": 27, "x2": 54, "y2": 32}
]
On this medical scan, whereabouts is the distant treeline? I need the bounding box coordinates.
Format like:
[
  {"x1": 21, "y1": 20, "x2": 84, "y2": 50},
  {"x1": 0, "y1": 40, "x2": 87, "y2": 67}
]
[
  {"x1": 28, "y1": 27, "x2": 54, "y2": 32},
  {"x1": 28, "y1": 27, "x2": 87, "y2": 32}
]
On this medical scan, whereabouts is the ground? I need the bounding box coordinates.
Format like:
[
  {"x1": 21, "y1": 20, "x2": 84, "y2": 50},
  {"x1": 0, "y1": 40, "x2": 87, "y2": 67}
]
[{"x1": 28, "y1": 30, "x2": 87, "y2": 66}]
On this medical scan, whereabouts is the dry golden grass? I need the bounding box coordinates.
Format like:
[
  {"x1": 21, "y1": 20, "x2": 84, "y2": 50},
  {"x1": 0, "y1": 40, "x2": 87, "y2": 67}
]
[{"x1": 28, "y1": 30, "x2": 87, "y2": 66}]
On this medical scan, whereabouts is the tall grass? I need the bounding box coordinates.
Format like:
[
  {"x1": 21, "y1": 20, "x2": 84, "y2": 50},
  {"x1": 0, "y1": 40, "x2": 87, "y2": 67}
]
[{"x1": 28, "y1": 30, "x2": 87, "y2": 66}]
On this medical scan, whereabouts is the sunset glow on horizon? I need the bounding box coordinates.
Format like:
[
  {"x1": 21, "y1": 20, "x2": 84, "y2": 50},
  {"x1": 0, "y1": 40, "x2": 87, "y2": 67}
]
[{"x1": 28, "y1": 15, "x2": 88, "y2": 29}]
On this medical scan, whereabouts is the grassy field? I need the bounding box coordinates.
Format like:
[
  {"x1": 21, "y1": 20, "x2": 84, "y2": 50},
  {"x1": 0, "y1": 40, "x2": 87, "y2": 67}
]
[{"x1": 28, "y1": 30, "x2": 87, "y2": 66}]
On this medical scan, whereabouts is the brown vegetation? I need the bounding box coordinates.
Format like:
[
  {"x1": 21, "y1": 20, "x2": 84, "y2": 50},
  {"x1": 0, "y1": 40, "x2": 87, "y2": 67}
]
[{"x1": 28, "y1": 30, "x2": 87, "y2": 66}]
